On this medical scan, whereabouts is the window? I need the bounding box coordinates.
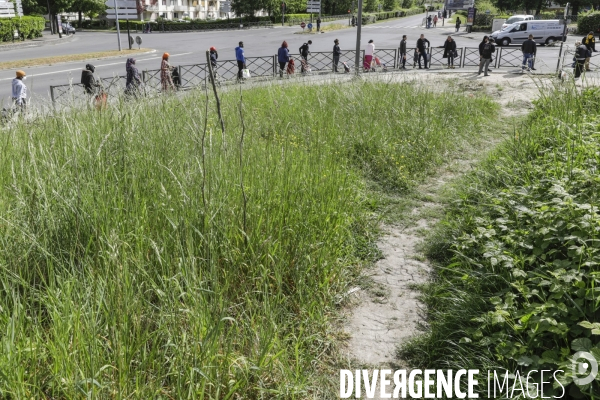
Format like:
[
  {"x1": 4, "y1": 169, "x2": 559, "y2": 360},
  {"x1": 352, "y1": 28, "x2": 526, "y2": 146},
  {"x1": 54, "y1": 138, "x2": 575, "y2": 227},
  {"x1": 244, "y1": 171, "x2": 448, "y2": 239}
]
[
  {"x1": 162, "y1": 0, "x2": 166, "y2": 5},
  {"x1": 174, "y1": 12, "x2": 178, "y2": 18}
]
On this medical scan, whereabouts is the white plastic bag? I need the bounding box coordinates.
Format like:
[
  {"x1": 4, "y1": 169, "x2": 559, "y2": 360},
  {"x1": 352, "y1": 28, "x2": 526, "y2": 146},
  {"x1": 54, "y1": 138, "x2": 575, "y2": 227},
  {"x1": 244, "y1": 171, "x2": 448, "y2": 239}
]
[{"x1": 242, "y1": 69, "x2": 251, "y2": 79}]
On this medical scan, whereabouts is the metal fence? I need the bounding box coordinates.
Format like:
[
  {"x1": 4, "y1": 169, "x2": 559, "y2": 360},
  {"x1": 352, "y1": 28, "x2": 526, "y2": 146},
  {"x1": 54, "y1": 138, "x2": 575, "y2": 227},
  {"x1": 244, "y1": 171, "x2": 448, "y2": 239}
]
[
  {"x1": 49, "y1": 47, "x2": 569, "y2": 104},
  {"x1": 145, "y1": 21, "x2": 274, "y2": 33}
]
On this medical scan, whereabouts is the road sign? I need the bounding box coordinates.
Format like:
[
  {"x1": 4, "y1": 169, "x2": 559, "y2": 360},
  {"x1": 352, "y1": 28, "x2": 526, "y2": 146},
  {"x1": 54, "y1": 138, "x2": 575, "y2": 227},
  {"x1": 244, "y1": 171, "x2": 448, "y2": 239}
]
[
  {"x1": 307, "y1": 0, "x2": 320, "y2": 12},
  {"x1": 106, "y1": 14, "x2": 138, "y2": 19},
  {"x1": 106, "y1": 8, "x2": 138, "y2": 14},
  {"x1": 300, "y1": 22, "x2": 306, "y2": 28},
  {"x1": 105, "y1": 0, "x2": 137, "y2": 7},
  {"x1": 220, "y1": 0, "x2": 230, "y2": 12},
  {"x1": 15, "y1": 0, "x2": 22, "y2": 16},
  {"x1": 307, "y1": 23, "x2": 313, "y2": 29},
  {"x1": 135, "y1": 36, "x2": 141, "y2": 44}
]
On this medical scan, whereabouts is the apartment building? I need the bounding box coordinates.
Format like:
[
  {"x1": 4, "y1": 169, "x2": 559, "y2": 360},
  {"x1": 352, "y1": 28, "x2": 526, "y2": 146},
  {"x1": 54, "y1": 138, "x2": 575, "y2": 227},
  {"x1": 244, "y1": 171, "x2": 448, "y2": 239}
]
[{"x1": 142, "y1": 0, "x2": 233, "y2": 20}]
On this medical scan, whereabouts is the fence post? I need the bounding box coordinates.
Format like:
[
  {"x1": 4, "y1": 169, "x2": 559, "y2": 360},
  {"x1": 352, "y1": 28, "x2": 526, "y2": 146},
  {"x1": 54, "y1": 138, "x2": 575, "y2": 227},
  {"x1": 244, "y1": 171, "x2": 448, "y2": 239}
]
[
  {"x1": 178, "y1": 65, "x2": 182, "y2": 88},
  {"x1": 460, "y1": 47, "x2": 465, "y2": 68},
  {"x1": 393, "y1": 48, "x2": 397, "y2": 69},
  {"x1": 50, "y1": 86, "x2": 56, "y2": 103},
  {"x1": 495, "y1": 47, "x2": 502, "y2": 68},
  {"x1": 142, "y1": 70, "x2": 147, "y2": 84},
  {"x1": 273, "y1": 55, "x2": 277, "y2": 77}
]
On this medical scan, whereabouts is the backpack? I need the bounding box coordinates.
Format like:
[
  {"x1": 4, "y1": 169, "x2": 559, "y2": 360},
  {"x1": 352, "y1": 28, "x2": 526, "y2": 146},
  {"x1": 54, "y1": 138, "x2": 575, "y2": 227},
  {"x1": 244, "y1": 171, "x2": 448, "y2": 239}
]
[
  {"x1": 576, "y1": 46, "x2": 588, "y2": 59},
  {"x1": 482, "y1": 43, "x2": 492, "y2": 58}
]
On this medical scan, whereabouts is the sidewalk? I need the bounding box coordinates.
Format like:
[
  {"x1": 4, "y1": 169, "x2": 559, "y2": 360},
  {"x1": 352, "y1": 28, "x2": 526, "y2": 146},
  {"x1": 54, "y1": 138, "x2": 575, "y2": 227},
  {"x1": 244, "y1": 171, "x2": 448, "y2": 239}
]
[{"x1": 0, "y1": 32, "x2": 76, "y2": 52}]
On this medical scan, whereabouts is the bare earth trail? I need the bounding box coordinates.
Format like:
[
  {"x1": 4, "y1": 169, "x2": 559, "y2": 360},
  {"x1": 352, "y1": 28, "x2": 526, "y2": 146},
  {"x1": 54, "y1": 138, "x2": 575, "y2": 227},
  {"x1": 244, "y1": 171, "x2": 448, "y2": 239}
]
[{"x1": 342, "y1": 72, "x2": 561, "y2": 398}]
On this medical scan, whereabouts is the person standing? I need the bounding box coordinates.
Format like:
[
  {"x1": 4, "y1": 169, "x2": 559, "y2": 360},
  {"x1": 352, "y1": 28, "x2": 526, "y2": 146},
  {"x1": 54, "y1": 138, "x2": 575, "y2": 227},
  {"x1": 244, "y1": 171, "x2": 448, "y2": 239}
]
[
  {"x1": 455, "y1": 17, "x2": 461, "y2": 32},
  {"x1": 443, "y1": 36, "x2": 457, "y2": 68},
  {"x1": 11, "y1": 70, "x2": 27, "y2": 111},
  {"x1": 433, "y1": 15, "x2": 438, "y2": 27},
  {"x1": 125, "y1": 58, "x2": 143, "y2": 96},
  {"x1": 160, "y1": 53, "x2": 174, "y2": 92},
  {"x1": 316, "y1": 16, "x2": 321, "y2": 32},
  {"x1": 333, "y1": 39, "x2": 341, "y2": 72},
  {"x1": 521, "y1": 34, "x2": 537, "y2": 71},
  {"x1": 235, "y1": 41, "x2": 246, "y2": 82},
  {"x1": 81, "y1": 64, "x2": 98, "y2": 95},
  {"x1": 416, "y1": 34, "x2": 430, "y2": 69},
  {"x1": 364, "y1": 39, "x2": 375, "y2": 71},
  {"x1": 351, "y1": 15, "x2": 356, "y2": 27},
  {"x1": 278, "y1": 41, "x2": 290, "y2": 77},
  {"x1": 478, "y1": 36, "x2": 495, "y2": 76},
  {"x1": 399, "y1": 35, "x2": 408, "y2": 69},
  {"x1": 427, "y1": 15, "x2": 432, "y2": 28},
  {"x1": 574, "y1": 40, "x2": 590, "y2": 78},
  {"x1": 299, "y1": 40, "x2": 312, "y2": 62},
  {"x1": 583, "y1": 31, "x2": 595, "y2": 71}
]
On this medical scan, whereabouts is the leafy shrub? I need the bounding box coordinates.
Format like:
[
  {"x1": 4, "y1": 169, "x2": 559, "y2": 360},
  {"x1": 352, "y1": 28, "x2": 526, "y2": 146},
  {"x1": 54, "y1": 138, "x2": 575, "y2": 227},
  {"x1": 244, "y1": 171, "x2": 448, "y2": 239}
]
[
  {"x1": 403, "y1": 85, "x2": 600, "y2": 398},
  {"x1": 0, "y1": 16, "x2": 45, "y2": 42},
  {"x1": 577, "y1": 10, "x2": 600, "y2": 35}
]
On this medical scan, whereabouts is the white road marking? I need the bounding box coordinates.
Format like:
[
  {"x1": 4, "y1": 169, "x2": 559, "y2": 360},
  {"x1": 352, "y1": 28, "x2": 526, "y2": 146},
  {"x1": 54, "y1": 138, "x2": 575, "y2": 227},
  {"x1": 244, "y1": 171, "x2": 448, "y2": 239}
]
[{"x1": 0, "y1": 52, "x2": 193, "y2": 81}]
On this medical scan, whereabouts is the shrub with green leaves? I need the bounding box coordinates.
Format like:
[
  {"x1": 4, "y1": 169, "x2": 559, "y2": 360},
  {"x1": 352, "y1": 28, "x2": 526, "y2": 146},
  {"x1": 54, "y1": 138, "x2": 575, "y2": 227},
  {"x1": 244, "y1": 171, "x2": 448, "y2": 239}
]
[
  {"x1": 577, "y1": 10, "x2": 600, "y2": 36},
  {"x1": 403, "y1": 85, "x2": 600, "y2": 398},
  {"x1": 0, "y1": 16, "x2": 45, "y2": 42}
]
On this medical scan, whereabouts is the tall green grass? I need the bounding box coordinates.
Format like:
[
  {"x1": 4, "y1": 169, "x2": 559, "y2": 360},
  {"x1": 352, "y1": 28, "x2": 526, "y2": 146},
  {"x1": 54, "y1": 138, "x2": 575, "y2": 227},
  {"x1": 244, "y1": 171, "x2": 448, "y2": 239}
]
[
  {"x1": 0, "y1": 80, "x2": 495, "y2": 398},
  {"x1": 402, "y1": 84, "x2": 600, "y2": 398}
]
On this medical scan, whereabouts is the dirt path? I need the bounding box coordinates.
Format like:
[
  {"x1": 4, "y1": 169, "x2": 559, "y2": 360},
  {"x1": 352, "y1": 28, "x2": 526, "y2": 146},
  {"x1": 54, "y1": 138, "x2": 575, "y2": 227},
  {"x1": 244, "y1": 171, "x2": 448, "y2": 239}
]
[{"x1": 342, "y1": 73, "x2": 551, "y2": 398}]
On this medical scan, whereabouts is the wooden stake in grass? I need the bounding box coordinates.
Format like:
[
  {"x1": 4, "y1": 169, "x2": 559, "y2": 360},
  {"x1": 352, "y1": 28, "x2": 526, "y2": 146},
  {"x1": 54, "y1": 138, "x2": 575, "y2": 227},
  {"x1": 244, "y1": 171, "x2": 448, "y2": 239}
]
[{"x1": 206, "y1": 50, "x2": 226, "y2": 150}]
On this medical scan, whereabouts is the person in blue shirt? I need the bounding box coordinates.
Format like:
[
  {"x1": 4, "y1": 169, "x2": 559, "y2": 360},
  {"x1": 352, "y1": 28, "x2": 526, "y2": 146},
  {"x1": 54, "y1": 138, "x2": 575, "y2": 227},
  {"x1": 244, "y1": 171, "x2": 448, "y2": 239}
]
[
  {"x1": 277, "y1": 41, "x2": 290, "y2": 78},
  {"x1": 235, "y1": 41, "x2": 246, "y2": 82}
]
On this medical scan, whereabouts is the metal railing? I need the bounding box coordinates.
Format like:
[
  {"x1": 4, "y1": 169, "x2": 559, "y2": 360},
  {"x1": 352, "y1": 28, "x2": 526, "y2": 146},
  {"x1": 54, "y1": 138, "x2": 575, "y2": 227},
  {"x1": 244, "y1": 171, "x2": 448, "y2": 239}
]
[
  {"x1": 144, "y1": 21, "x2": 274, "y2": 33},
  {"x1": 49, "y1": 47, "x2": 569, "y2": 104}
]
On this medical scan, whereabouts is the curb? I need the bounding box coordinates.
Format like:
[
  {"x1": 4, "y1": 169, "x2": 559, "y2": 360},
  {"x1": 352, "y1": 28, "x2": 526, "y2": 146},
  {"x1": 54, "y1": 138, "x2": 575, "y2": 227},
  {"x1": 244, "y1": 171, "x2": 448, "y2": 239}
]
[{"x1": 0, "y1": 34, "x2": 77, "y2": 52}]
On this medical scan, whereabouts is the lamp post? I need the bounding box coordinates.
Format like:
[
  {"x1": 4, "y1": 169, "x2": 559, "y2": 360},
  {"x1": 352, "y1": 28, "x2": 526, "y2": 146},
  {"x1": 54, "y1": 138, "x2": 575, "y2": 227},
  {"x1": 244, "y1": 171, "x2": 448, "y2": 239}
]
[{"x1": 354, "y1": 0, "x2": 362, "y2": 74}]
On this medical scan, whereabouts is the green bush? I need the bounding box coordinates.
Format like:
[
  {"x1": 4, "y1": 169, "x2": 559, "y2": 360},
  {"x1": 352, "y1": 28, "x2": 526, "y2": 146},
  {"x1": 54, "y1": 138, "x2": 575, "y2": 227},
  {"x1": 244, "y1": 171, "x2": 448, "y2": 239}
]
[
  {"x1": 402, "y1": 85, "x2": 600, "y2": 398},
  {"x1": 0, "y1": 16, "x2": 45, "y2": 42},
  {"x1": 577, "y1": 10, "x2": 600, "y2": 36}
]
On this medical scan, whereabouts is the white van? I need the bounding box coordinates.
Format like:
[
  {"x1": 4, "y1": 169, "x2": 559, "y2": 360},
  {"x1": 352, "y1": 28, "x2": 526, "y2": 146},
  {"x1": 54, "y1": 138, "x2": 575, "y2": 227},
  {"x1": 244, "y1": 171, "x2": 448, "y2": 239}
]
[
  {"x1": 491, "y1": 20, "x2": 566, "y2": 46},
  {"x1": 501, "y1": 14, "x2": 534, "y2": 30}
]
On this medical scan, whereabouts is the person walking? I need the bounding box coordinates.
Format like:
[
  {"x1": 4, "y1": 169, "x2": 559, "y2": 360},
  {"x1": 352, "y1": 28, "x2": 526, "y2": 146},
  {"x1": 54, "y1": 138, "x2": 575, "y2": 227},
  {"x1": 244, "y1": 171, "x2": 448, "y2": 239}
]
[
  {"x1": 427, "y1": 15, "x2": 432, "y2": 28},
  {"x1": 364, "y1": 39, "x2": 375, "y2": 71},
  {"x1": 455, "y1": 17, "x2": 461, "y2": 32},
  {"x1": 11, "y1": 70, "x2": 27, "y2": 112},
  {"x1": 443, "y1": 36, "x2": 457, "y2": 68},
  {"x1": 299, "y1": 40, "x2": 312, "y2": 62},
  {"x1": 433, "y1": 15, "x2": 438, "y2": 27},
  {"x1": 278, "y1": 41, "x2": 290, "y2": 77},
  {"x1": 399, "y1": 35, "x2": 408, "y2": 69},
  {"x1": 416, "y1": 34, "x2": 430, "y2": 69},
  {"x1": 209, "y1": 46, "x2": 218, "y2": 74},
  {"x1": 574, "y1": 40, "x2": 590, "y2": 78},
  {"x1": 521, "y1": 34, "x2": 537, "y2": 71},
  {"x1": 125, "y1": 58, "x2": 143, "y2": 96},
  {"x1": 333, "y1": 39, "x2": 341, "y2": 72},
  {"x1": 478, "y1": 36, "x2": 495, "y2": 76},
  {"x1": 583, "y1": 31, "x2": 596, "y2": 71},
  {"x1": 235, "y1": 41, "x2": 246, "y2": 82},
  {"x1": 160, "y1": 53, "x2": 174, "y2": 92},
  {"x1": 316, "y1": 16, "x2": 321, "y2": 32},
  {"x1": 351, "y1": 15, "x2": 356, "y2": 27},
  {"x1": 81, "y1": 64, "x2": 99, "y2": 95}
]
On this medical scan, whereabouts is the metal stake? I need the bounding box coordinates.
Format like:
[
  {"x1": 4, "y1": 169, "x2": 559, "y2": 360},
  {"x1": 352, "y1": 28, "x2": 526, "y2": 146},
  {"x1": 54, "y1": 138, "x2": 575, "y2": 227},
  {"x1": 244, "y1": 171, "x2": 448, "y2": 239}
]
[{"x1": 354, "y1": 0, "x2": 363, "y2": 74}]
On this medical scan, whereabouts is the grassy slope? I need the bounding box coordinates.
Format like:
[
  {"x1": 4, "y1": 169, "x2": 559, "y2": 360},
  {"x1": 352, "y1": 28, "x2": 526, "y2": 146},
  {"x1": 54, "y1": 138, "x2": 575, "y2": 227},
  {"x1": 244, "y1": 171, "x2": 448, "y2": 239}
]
[
  {"x1": 402, "y1": 84, "x2": 600, "y2": 398},
  {"x1": 0, "y1": 80, "x2": 496, "y2": 398}
]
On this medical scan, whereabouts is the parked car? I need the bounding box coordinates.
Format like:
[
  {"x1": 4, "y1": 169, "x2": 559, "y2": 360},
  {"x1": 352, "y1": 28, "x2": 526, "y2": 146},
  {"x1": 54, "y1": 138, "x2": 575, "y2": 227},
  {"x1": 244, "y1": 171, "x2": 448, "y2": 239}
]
[
  {"x1": 61, "y1": 22, "x2": 76, "y2": 34},
  {"x1": 492, "y1": 20, "x2": 566, "y2": 46},
  {"x1": 501, "y1": 14, "x2": 534, "y2": 30}
]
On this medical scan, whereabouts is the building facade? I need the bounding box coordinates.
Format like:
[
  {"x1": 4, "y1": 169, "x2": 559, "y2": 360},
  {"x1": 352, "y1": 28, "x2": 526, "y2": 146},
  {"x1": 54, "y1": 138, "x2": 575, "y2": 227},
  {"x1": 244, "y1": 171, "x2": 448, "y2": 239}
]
[{"x1": 142, "y1": 0, "x2": 232, "y2": 21}]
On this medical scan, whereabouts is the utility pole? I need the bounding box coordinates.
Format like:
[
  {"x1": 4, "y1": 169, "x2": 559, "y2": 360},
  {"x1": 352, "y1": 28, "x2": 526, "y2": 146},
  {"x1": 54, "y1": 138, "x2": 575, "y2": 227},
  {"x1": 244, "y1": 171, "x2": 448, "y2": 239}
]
[
  {"x1": 556, "y1": 2, "x2": 569, "y2": 75},
  {"x1": 354, "y1": 0, "x2": 362, "y2": 74},
  {"x1": 282, "y1": 2, "x2": 285, "y2": 26}
]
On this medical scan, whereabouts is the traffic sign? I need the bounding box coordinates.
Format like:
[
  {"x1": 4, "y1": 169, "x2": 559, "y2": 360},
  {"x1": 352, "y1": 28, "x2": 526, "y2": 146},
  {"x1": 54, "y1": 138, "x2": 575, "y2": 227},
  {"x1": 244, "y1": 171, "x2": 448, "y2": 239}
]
[
  {"x1": 300, "y1": 22, "x2": 306, "y2": 28},
  {"x1": 135, "y1": 36, "x2": 142, "y2": 45},
  {"x1": 106, "y1": 14, "x2": 138, "y2": 19},
  {"x1": 106, "y1": 8, "x2": 138, "y2": 14},
  {"x1": 307, "y1": 23, "x2": 313, "y2": 29},
  {"x1": 307, "y1": 0, "x2": 320, "y2": 12},
  {"x1": 105, "y1": 0, "x2": 137, "y2": 7}
]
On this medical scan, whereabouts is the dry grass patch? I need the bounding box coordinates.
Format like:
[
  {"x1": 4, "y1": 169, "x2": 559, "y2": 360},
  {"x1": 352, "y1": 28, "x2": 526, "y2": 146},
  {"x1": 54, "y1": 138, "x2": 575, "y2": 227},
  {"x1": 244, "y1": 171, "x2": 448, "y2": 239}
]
[{"x1": 0, "y1": 48, "x2": 152, "y2": 70}]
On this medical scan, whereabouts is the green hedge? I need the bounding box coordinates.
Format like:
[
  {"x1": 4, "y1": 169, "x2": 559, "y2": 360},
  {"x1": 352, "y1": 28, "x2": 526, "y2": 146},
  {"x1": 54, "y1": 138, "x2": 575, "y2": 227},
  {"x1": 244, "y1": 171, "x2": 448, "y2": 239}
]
[
  {"x1": 0, "y1": 16, "x2": 45, "y2": 42},
  {"x1": 361, "y1": 7, "x2": 423, "y2": 24},
  {"x1": 577, "y1": 10, "x2": 600, "y2": 35},
  {"x1": 120, "y1": 18, "x2": 273, "y2": 31}
]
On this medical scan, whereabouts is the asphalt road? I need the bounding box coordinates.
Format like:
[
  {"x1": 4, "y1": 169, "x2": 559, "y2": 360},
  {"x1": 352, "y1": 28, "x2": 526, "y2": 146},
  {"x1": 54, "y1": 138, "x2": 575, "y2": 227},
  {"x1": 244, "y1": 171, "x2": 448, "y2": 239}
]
[{"x1": 0, "y1": 12, "x2": 566, "y2": 103}]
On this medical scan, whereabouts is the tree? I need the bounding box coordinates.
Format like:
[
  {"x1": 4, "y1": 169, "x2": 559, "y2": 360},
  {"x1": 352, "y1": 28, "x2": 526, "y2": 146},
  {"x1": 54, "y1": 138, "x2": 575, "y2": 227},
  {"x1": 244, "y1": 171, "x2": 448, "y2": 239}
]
[
  {"x1": 383, "y1": 0, "x2": 398, "y2": 9},
  {"x1": 365, "y1": 0, "x2": 378, "y2": 11},
  {"x1": 69, "y1": 0, "x2": 105, "y2": 27}
]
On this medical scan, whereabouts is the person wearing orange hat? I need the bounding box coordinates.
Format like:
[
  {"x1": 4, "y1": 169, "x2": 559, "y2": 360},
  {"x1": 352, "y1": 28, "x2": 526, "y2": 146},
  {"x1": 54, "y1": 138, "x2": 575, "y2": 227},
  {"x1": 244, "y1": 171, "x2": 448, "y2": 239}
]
[
  {"x1": 12, "y1": 70, "x2": 27, "y2": 110},
  {"x1": 160, "y1": 52, "x2": 174, "y2": 92}
]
